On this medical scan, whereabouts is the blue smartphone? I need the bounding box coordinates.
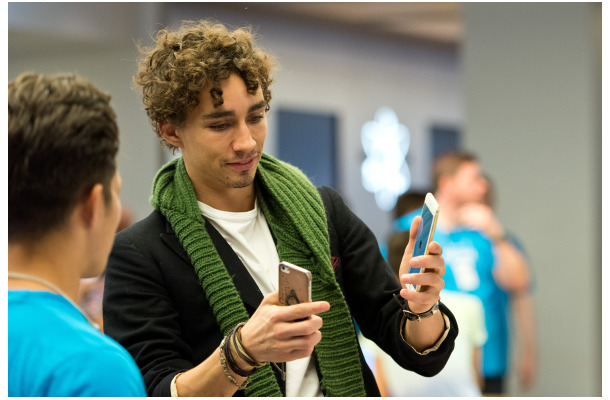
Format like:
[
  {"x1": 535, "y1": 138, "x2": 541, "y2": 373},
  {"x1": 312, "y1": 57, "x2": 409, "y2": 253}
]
[{"x1": 407, "y1": 193, "x2": 440, "y2": 292}]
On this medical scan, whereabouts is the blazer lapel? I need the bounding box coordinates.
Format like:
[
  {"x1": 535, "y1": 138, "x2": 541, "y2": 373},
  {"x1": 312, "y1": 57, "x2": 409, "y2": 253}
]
[
  {"x1": 159, "y1": 220, "x2": 191, "y2": 265},
  {"x1": 159, "y1": 215, "x2": 264, "y2": 312}
]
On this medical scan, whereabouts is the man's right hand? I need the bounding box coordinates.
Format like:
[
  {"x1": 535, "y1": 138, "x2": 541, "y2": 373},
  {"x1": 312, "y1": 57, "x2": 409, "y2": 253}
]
[{"x1": 239, "y1": 292, "x2": 330, "y2": 364}]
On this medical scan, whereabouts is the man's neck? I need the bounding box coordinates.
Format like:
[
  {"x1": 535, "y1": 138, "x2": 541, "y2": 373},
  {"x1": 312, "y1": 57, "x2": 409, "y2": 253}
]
[
  {"x1": 194, "y1": 185, "x2": 256, "y2": 212},
  {"x1": 8, "y1": 237, "x2": 83, "y2": 302}
]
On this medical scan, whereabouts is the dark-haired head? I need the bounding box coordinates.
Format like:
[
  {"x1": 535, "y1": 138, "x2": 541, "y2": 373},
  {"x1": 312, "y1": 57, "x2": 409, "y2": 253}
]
[{"x1": 9, "y1": 72, "x2": 119, "y2": 243}]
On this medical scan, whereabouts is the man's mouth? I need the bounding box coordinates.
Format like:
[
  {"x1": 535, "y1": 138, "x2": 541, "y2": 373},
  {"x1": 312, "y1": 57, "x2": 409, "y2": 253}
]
[{"x1": 226, "y1": 156, "x2": 257, "y2": 172}]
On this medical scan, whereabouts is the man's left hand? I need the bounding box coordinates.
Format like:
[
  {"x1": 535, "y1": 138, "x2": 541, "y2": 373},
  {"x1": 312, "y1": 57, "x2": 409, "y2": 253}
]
[{"x1": 397, "y1": 216, "x2": 445, "y2": 314}]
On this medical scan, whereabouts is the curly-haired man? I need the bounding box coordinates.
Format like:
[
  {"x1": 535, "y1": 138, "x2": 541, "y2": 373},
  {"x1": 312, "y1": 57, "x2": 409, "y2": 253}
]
[
  {"x1": 8, "y1": 72, "x2": 146, "y2": 396},
  {"x1": 103, "y1": 20, "x2": 458, "y2": 397}
]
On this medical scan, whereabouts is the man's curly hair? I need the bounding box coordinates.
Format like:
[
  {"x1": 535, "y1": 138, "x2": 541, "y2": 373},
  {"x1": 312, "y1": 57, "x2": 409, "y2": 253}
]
[{"x1": 134, "y1": 20, "x2": 276, "y2": 149}]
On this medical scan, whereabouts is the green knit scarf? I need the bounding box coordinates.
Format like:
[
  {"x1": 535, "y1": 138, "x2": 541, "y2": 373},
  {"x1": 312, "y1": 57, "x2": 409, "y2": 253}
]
[{"x1": 151, "y1": 154, "x2": 366, "y2": 396}]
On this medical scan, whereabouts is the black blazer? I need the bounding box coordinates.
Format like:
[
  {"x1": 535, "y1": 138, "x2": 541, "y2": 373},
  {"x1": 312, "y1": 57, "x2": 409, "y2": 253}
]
[{"x1": 103, "y1": 186, "x2": 458, "y2": 396}]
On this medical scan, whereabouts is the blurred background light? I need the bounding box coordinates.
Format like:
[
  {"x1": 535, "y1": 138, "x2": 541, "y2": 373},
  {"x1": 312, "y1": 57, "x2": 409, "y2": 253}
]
[{"x1": 361, "y1": 107, "x2": 411, "y2": 211}]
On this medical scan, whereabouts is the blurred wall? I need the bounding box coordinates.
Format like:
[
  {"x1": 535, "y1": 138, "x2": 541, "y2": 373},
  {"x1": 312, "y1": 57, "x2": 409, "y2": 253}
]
[
  {"x1": 8, "y1": 3, "x2": 164, "y2": 224},
  {"x1": 8, "y1": 3, "x2": 462, "y2": 240},
  {"x1": 463, "y1": 3, "x2": 601, "y2": 396}
]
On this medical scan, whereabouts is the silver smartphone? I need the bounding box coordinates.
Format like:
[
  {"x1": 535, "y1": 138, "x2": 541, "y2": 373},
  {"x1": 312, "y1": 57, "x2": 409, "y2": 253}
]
[{"x1": 407, "y1": 192, "x2": 440, "y2": 292}]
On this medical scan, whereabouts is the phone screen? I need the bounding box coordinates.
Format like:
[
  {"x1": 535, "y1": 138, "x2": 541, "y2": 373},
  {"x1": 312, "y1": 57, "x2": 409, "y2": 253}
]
[{"x1": 407, "y1": 194, "x2": 439, "y2": 291}]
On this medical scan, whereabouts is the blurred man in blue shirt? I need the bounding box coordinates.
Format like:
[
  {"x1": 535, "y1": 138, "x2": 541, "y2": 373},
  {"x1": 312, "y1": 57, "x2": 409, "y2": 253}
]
[{"x1": 395, "y1": 151, "x2": 535, "y2": 395}]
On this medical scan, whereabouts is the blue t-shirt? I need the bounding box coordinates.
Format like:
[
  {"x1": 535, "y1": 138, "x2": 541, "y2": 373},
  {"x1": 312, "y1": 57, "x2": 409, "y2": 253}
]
[
  {"x1": 8, "y1": 291, "x2": 147, "y2": 397},
  {"x1": 395, "y1": 210, "x2": 509, "y2": 378}
]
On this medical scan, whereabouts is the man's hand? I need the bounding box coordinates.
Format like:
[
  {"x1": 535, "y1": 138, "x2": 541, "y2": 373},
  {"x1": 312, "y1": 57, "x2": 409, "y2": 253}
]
[
  {"x1": 240, "y1": 292, "x2": 330, "y2": 363},
  {"x1": 397, "y1": 216, "x2": 445, "y2": 313},
  {"x1": 458, "y1": 202, "x2": 504, "y2": 240},
  {"x1": 174, "y1": 293, "x2": 329, "y2": 396}
]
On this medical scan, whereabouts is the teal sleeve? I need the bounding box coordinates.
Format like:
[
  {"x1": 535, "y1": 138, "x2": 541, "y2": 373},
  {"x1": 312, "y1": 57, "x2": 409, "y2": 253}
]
[{"x1": 48, "y1": 345, "x2": 147, "y2": 396}]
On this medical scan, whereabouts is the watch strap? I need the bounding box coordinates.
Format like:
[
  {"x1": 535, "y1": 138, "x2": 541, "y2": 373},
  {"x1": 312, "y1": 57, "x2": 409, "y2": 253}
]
[{"x1": 393, "y1": 293, "x2": 440, "y2": 321}]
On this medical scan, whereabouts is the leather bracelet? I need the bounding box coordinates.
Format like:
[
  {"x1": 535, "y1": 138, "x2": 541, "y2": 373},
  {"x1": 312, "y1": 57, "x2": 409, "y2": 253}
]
[
  {"x1": 219, "y1": 337, "x2": 251, "y2": 389},
  {"x1": 393, "y1": 293, "x2": 440, "y2": 321},
  {"x1": 222, "y1": 331, "x2": 253, "y2": 378},
  {"x1": 232, "y1": 323, "x2": 265, "y2": 368}
]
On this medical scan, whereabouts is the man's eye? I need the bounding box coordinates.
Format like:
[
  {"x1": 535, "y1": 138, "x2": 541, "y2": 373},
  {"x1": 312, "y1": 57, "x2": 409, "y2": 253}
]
[{"x1": 210, "y1": 123, "x2": 228, "y2": 130}]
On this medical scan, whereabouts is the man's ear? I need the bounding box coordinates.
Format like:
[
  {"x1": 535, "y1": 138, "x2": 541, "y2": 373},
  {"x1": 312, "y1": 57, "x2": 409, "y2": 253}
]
[
  {"x1": 78, "y1": 183, "x2": 105, "y2": 228},
  {"x1": 158, "y1": 121, "x2": 182, "y2": 149}
]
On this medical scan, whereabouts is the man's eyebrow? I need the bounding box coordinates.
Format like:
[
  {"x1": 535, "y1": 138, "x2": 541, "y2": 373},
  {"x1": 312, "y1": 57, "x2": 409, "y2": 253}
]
[
  {"x1": 248, "y1": 100, "x2": 268, "y2": 113},
  {"x1": 201, "y1": 110, "x2": 234, "y2": 120},
  {"x1": 202, "y1": 101, "x2": 268, "y2": 120}
]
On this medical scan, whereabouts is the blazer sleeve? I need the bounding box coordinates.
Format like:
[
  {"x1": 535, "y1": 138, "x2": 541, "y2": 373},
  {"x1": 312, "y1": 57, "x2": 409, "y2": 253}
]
[
  {"x1": 318, "y1": 186, "x2": 458, "y2": 377},
  {"x1": 103, "y1": 219, "x2": 196, "y2": 397}
]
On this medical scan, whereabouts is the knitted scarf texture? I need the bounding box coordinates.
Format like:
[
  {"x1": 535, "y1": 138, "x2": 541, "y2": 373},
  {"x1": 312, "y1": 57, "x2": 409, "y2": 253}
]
[{"x1": 151, "y1": 154, "x2": 366, "y2": 396}]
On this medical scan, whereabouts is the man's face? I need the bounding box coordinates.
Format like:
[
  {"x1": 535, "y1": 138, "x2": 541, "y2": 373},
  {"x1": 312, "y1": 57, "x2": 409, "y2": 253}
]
[
  {"x1": 175, "y1": 73, "x2": 267, "y2": 197},
  {"x1": 451, "y1": 161, "x2": 487, "y2": 205}
]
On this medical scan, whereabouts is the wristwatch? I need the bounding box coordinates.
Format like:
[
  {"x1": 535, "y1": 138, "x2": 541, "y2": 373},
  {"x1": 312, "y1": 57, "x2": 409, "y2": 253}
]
[{"x1": 393, "y1": 294, "x2": 440, "y2": 321}]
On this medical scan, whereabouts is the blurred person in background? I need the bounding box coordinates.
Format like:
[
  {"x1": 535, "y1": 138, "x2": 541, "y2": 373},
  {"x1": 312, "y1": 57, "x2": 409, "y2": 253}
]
[
  {"x1": 379, "y1": 191, "x2": 426, "y2": 260},
  {"x1": 458, "y1": 174, "x2": 537, "y2": 393},
  {"x1": 394, "y1": 191, "x2": 427, "y2": 220},
  {"x1": 102, "y1": 19, "x2": 458, "y2": 397},
  {"x1": 8, "y1": 72, "x2": 146, "y2": 396},
  {"x1": 395, "y1": 151, "x2": 533, "y2": 395}
]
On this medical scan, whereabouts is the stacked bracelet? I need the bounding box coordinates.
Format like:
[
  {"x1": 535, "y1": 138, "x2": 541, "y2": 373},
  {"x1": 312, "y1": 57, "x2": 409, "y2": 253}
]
[
  {"x1": 219, "y1": 322, "x2": 266, "y2": 389},
  {"x1": 219, "y1": 336, "x2": 250, "y2": 389},
  {"x1": 232, "y1": 323, "x2": 266, "y2": 369},
  {"x1": 222, "y1": 330, "x2": 253, "y2": 377}
]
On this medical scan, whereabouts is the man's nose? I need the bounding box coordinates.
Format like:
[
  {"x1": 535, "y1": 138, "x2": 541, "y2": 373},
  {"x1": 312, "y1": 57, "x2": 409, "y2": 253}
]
[{"x1": 232, "y1": 122, "x2": 256, "y2": 153}]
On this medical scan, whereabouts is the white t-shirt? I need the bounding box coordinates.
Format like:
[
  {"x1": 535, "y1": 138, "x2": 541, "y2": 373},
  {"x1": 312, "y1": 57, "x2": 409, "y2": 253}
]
[{"x1": 198, "y1": 200, "x2": 323, "y2": 397}]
